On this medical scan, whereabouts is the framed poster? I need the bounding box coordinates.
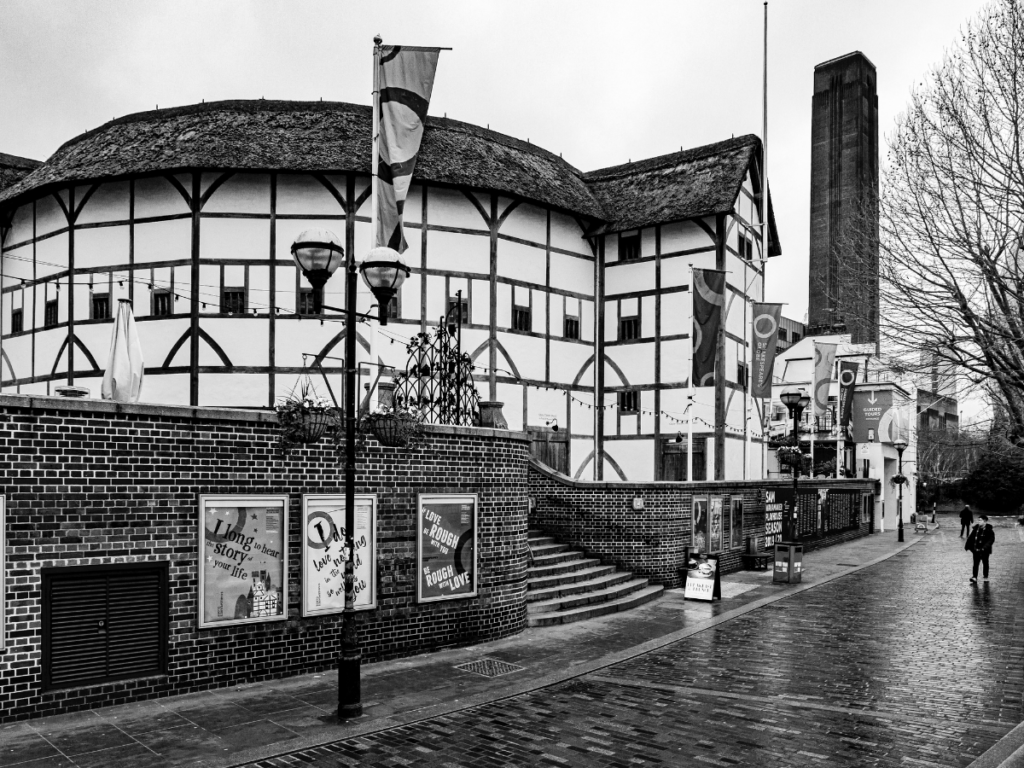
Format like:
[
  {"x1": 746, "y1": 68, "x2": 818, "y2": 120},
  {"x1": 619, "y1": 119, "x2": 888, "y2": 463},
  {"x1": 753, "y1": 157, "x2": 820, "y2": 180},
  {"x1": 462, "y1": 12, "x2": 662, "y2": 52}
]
[
  {"x1": 198, "y1": 495, "x2": 288, "y2": 629},
  {"x1": 730, "y1": 497, "x2": 744, "y2": 549},
  {"x1": 692, "y1": 496, "x2": 708, "y2": 553},
  {"x1": 302, "y1": 494, "x2": 376, "y2": 616},
  {"x1": 709, "y1": 496, "x2": 724, "y2": 552},
  {"x1": 417, "y1": 494, "x2": 477, "y2": 603}
]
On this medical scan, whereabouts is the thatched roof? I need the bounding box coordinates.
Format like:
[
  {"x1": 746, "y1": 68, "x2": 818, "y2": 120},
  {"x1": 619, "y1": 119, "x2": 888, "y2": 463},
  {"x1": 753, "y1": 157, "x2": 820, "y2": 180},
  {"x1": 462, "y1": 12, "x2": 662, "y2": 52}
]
[
  {"x1": 0, "y1": 101, "x2": 780, "y2": 254},
  {"x1": 0, "y1": 152, "x2": 43, "y2": 194},
  {"x1": 584, "y1": 135, "x2": 781, "y2": 254}
]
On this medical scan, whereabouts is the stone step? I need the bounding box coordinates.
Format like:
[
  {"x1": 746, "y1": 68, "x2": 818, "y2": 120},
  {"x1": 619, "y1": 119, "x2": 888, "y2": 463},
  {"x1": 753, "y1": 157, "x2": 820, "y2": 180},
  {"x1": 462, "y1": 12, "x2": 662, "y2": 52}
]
[
  {"x1": 527, "y1": 563, "x2": 616, "y2": 590},
  {"x1": 529, "y1": 541, "x2": 569, "y2": 558},
  {"x1": 526, "y1": 556, "x2": 596, "y2": 580},
  {"x1": 528, "y1": 577, "x2": 653, "y2": 614},
  {"x1": 530, "y1": 549, "x2": 584, "y2": 567},
  {"x1": 527, "y1": 585, "x2": 665, "y2": 627},
  {"x1": 526, "y1": 570, "x2": 635, "y2": 603}
]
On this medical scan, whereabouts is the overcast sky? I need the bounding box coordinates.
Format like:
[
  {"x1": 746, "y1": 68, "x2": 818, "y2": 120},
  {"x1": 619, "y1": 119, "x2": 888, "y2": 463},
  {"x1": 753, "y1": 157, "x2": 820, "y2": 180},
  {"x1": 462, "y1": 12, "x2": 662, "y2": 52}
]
[{"x1": 1, "y1": 0, "x2": 989, "y2": 320}]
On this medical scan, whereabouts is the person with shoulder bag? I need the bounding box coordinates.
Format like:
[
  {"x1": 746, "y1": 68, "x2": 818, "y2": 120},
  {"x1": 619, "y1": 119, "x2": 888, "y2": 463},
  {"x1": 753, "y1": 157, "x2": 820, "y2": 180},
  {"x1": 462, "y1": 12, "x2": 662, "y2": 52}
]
[{"x1": 967, "y1": 514, "x2": 995, "y2": 583}]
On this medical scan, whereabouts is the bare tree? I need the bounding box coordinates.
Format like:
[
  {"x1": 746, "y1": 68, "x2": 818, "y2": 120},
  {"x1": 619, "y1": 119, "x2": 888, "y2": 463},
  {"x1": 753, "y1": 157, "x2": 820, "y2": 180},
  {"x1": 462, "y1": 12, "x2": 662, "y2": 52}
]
[{"x1": 879, "y1": 0, "x2": 1024, "y2": 442}]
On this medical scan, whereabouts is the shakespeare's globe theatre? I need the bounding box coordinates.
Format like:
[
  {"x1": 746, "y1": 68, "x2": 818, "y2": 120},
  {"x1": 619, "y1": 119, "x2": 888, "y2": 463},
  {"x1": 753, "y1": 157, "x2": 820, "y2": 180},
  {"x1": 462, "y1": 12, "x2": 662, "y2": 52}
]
[{"x1": 0, "y1": 100, "x2": 779, "y2": 482}]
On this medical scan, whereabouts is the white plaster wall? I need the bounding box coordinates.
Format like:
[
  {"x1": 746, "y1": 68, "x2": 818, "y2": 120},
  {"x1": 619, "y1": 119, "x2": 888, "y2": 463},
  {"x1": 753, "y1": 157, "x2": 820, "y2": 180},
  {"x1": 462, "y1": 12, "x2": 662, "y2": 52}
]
[
  {"x1": 276, "y1": 174, "x2": 346, "y2": 216},
  {"x1": 76, "y1": 181, "x2": 130, "y2": 225},
  {"x1": 606, "y1": 439, "x2": 655, "y2": 481},
  {"x1": 580, "y1": 300, "x2": 594, "y2": 343},
  {"x1": 550, "y1": 212, "x2": 591, "y2": 257},
  {"x1": 606, "y1": 344, "x2": 655, "y2": 386},
  {"x1": 35, "y1": 328, "x2": 66, "y2": 376},
  {"x1": 76, "y1": 226, "x2": 129, "y2": 272},
  {"x1": 499, "y1": 333, "x2": 545, "y2": 382},
  {"x1": 201, "y1": 219, "x2": 270, "y2": 261},
  {"x1": 496, "y1": 381, "x2": 525, "y2": 431},
  {"x1": 135, "y1": 219, "x2": 190, "y2": 265},
  {"x1": 570, "y1": 395, "x2": 594, "y2": 434},
  {"x1": 605, "y1": 261, "x2": 654, "y2": 296},
  {"x1": 139, "y1": 373, "x2": 190, "y2": 406},
  {"x1": 1, "y1": 335, "x2": 31, "y2": 382},
  {"x1": 660, "y1": 257, "x2": 690, "y2": 289},
  {"x1": 203, "y1": 319, "x2": 268, "y2": 366},
  {"x1": 202, "y1": 173, "x2": 270, "y2": 214},
  {"x1": 427, "y1": 229, "x2": 488, "y2": 275},
  {"x1": 549, "y1": 251, "x2": 593, "y2": 294},
  {"x1": 661, "y1": 220, "x2": 713, "y2": 255},
  {"x1": 660, "y1": 339, "x2": 688, "y2": 385},
  {"x1": 641, "y1": 228, "x2": 656, "y2": 259},
  {"x1": 497, "y1": 239, "x2": 545, "y2": 284},
  {"x1": 136, "y1": 318, "x2": 190, "y2": 368},
  {"x1": 3, "y1": 243, "x2": 34, "y2": 282},
  {"x1": 74, "y1": 323, "x2": 113, "y2": 371},
  {"x1": 134, "y1": 175, "x2": 190, "y2": 219},
  {"x1": 428, "y1": 187, "x2": 489, "y2": 231},
  {"x1": 6, "y1": 204, "x2": 34, "y2": 246},
  {"x1": 500, "y1": 202, "x2": 547, "y2": 243},
  {"x1": 35, "y1": 194, "x2": 67, "y2": 237},
  {"x1": 571, "y1": 438, "x2": 595, "y2": 478},
  {"x1": 641, "y1": 296, "x2": 656, "y2": 337},
  {"x1": 36, "y1": 233, "x2": 68, "y2": 277}
]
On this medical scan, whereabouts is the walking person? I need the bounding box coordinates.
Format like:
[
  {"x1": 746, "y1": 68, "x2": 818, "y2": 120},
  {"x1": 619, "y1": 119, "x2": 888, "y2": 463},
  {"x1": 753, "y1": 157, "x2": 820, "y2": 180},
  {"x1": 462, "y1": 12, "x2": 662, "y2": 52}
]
[
  {"x1": 966, "y1": 514, "x2": 995, "y2": 583},
  {"x1": 959, "y1": 504, "x2": 974, "y2": 537}
]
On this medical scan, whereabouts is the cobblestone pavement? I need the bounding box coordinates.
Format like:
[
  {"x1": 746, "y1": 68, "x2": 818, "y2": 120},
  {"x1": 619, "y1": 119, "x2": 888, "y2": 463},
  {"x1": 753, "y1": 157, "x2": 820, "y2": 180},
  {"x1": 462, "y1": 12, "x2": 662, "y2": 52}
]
[{"x1": 244, "y1": 521, "x2": 1024, "y2": 768}]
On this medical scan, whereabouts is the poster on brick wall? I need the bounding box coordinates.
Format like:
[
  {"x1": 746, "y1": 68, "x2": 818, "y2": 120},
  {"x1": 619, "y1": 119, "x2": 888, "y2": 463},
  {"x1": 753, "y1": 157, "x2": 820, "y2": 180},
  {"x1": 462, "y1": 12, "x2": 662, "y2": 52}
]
[
  {"x1": 198, "y1": 495, "x2": 288, "y2": 629},
  {"x1": 730, "y1": 497, "x2": 743, "y2": 549},
  {"x1": 709, "y1": 496, "x2": 724, "y2": 551},
  {"x1": 0, "y1": 495, "x2": 4, "y2": 651},
  {"x1": 302, "y1": 494, "x2": 376, "y2": 617},
  {"x1": 692, "y1": 496, "x2": 708, "y2": 553},
  {"x1": 417, "y1": 494, "x2": 477, "y2": 603}
]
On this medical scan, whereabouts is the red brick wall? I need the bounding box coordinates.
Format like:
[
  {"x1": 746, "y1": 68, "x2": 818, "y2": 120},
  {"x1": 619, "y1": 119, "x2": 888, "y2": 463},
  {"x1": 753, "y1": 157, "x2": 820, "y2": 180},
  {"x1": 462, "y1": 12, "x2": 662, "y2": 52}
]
[
  {"x1": 0, "y1": 395, "x2": 530, "y2": 722},
  {"x1": 528, "y1": 460, "x2": 875, "y2": 585}
]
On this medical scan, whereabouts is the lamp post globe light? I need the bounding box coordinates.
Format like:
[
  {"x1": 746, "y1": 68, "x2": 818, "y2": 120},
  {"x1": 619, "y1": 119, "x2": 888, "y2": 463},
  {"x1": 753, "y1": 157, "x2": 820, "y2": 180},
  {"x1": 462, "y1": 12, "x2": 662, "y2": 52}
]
[
  {"x1": 290, "y1": 232, "x2": 409, "y2": 720},
  {"x1": 893, "y1": 436, "x2": 909, "y2": 543}
]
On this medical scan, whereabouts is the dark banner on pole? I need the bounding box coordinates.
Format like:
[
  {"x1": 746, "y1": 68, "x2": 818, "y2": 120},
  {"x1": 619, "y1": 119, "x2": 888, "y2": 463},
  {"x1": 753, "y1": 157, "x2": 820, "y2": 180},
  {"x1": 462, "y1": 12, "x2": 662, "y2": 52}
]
[
  {"x1": 751, "y1": 303, "x2": 783, "y2": 398},
  {"x1": 839, "y1": 361, "x2": 858, "y2": 428},
  {"x1": 692, "y1": 268, "x2": 726, "y2": 387}
]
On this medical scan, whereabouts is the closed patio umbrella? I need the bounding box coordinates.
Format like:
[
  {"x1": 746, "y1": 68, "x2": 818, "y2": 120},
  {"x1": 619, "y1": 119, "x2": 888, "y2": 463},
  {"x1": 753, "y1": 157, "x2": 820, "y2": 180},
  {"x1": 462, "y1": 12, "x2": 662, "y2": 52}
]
[{"x1": 101, "y1": 299, "x2": 144, "y2": 403}]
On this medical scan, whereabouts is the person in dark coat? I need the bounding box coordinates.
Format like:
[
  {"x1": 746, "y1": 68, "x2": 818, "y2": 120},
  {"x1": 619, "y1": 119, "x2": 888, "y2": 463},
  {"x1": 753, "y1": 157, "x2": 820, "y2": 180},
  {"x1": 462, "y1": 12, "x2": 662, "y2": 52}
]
[
  {"x1": 959, "y1": 504, "x2": 974, "y2": 537},
  {"x1": 966, "y1": 514, "x2": 995, "y2": 582}
]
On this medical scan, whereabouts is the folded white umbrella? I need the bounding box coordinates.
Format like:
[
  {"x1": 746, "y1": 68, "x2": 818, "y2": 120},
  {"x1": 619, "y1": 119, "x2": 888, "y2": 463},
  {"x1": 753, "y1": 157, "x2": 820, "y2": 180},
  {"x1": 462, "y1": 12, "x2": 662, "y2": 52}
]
[{"x1": 101, "y1": 299, "x2": 144, "y2": 403}]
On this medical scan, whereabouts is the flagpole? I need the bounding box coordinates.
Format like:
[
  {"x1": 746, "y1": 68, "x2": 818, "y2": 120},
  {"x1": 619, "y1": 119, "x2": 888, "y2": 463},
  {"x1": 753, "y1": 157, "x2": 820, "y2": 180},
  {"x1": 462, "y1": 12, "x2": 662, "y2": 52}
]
[
  {"x1": 762, "y1": 1, "x2": 769, "y2": 255},
  {"x1": 688, "y1": 264, "x2": 694, "y2": 483},
  {"x1": 371, "y1": 35, "x2": 382, "y2": 247}
]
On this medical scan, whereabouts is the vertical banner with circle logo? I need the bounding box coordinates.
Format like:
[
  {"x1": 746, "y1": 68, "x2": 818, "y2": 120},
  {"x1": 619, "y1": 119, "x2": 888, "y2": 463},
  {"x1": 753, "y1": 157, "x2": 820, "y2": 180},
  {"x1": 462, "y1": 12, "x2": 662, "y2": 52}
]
[
  {"x1": 302, "y1": 494, "x2": 376, "y2": 617},
  {"x1": 838, "y1": 361, "x2": 859, "y2": 429},
  {"x1": 692, "y1": 269, "x2": 727, "y2": 387},
  {"x1": 751, "y1": 303, "x2": 783, "y2": 398},
  {"x1": 198, "y1": 495, "x2": 288, "y2": 629},
  {"x1": 812, "y1": 342, "x2": 838, "y2": 420}
]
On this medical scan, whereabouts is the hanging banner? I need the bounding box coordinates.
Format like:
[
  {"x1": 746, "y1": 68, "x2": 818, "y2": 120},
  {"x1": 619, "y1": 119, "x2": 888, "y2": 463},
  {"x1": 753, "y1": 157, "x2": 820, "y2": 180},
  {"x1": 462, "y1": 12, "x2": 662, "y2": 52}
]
[
  {"x1": 692, "y1": 495, "x2": 709, "y2": 552},
  {"x1": 302, "y1": 495, "x2": 377, "y2": 617},
  {"x1": 709, "y1": 495, "x2": 724, "y2": 551},
  {"x1": 683, "y1": 552, "x2": 721, "y2": 601},
  {"x1": 839, "y1": 361, "x2": 859, "y2": 428},
  {"x1": 417, "y1": 494, "x2": 477, "y2": 602},
  {"x1": 199, "y1": 495, "x2": 288, "y2": 628},
  {"x1": 692, "y1": 268, "x2": 726, "y2": 386},
  {"x1": 751, "y1": 303, "x2": 783, "y2": 398},
  {"x1": 812, "y1": 342, "x2": 838, "y2": 420},
  {"x1": 851, "y1": 389, "x2": 894, "y2": 443}
]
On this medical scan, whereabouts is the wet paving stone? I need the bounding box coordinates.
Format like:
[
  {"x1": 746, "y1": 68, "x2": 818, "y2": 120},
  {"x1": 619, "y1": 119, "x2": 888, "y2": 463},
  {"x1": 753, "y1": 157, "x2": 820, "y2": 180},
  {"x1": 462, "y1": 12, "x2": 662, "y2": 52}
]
[{"x1": 241, "y1": 523, "x2": 1024, "y2": 767}]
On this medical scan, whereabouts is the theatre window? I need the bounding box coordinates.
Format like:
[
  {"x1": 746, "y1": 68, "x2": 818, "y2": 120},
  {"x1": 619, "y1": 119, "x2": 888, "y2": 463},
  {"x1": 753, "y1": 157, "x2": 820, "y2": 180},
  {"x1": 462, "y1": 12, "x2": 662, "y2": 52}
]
[
  {"x1": 618, "y1": 390, "x2": 639, "y2": 413},
  {"x1": 152, "y1": 291, "x2": 172, "y2": 317},
  {"x1": 10, "y1": 307, "x2": 22, "y2": 334},
  {"x1": 512, "y1": 304, "x2": 531, "y2": 332},
  {"x1": 44, "y1": 299, "x2": 58, "y2": 328},
  {"x1": 91, "y1": 293, "x2": 111, "y2": 321},
  {"x1": 618, "y1": 232, "x2": 641, "y2": 261},
  {"x1": 563, "y1": 315, "x2": 580, "y2": 340},
  {"x1": 619, "y1": 315, "x2": 641, "y2": 341}
]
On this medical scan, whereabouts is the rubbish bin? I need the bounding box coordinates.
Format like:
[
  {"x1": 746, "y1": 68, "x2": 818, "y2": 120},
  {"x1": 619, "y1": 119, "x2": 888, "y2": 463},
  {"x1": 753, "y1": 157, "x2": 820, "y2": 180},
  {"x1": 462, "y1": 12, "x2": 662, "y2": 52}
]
[{"x1": 773, "y1": 543, "x2": 803, "y2": 584}]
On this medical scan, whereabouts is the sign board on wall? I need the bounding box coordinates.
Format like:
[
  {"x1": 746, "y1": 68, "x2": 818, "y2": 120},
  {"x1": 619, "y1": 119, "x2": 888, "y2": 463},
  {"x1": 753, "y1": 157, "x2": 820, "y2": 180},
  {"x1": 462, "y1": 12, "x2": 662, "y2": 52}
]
[
  {"x1": 683, "y1": 552, "x2": 721, "y2": 601},
  {"x1": 764, "y1": 488, "x2": 794, "y2": 547},
  {"x1": 730, "y1": 497, "x2": 743, "y2": 549},
  {"x1": 198, "y1": 495, "x2": 288, "y2": 629},
  {"x1": 709, "y1": 496, "x2": 724, "y2": 551},
  {"x1": 417, "y1": 494, "x2": 477, "y2": 602},
  {"x1": 692, "y1": 496, "x2": 708, "y2": 552},
  {"x1": 851, "y1": 390, "x2": 894, "y2": 443},
  {"x1": 302, "y1": 495, "x2": 376, "y2": 616}
]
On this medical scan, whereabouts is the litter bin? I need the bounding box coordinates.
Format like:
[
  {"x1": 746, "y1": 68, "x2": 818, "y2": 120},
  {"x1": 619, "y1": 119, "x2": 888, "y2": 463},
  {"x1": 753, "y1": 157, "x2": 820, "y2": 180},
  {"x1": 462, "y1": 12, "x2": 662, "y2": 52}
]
[{"x1": 773, "y1": 543, "x2": 803, "y2": 584}]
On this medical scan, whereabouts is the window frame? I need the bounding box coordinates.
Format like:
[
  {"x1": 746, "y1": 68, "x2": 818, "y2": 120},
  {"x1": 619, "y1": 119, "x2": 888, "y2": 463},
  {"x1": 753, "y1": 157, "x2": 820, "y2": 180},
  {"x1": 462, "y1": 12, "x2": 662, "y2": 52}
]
[
  {"x1": 512, "y1": 304, "x2": 531, "y2": 332},
  {"x1": 618, "y1": 232, "x2": 641, "y2": 261},
  {"x1": 221, "y1": 286, "x2": 247, "y2": 315},
  {"x1": 563, "y1": 315, "x2": 580, "y2": 340},
  {"x1": 297, "y1": 287, "x2": 315, "y2": 315},
  {"x1": 151, "y1": 290, "x2": 172, "y2": 317},
  {"x1": 44, "y1": 299, "x2": 59, "y2": 328},
  {"x1": 619, "y1": 315, "x2": 641, "y2": 341},
  {"x1": 447, "y1": 296, "x2": 468, "y2": 327},
  {"x1": 10, "y1": 307, "x2": 23, "y2": 334},
  {"x1": 618, "y1": 390, "x2": 639, "y2": 413},
  {"x1": 91, "y1": 293, "x2": 111, "y2": 321}
]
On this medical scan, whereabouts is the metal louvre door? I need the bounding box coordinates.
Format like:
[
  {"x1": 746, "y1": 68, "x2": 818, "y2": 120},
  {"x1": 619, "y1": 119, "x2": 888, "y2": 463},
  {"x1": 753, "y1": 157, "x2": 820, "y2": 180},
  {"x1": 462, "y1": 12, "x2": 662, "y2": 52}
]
[{"x1": 42, "y1": 563, "x2": 168, "y2": 690}]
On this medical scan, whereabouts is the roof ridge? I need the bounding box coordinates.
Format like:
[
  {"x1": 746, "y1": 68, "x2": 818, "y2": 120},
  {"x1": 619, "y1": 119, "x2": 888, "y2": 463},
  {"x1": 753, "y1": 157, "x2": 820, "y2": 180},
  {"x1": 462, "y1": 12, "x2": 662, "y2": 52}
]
[
  {"x1": 0, "y1": 152, "x2": 43, "y2": 169},
  {"x1": 583, "y1": 134, "x2": 760, "y2": 182}
]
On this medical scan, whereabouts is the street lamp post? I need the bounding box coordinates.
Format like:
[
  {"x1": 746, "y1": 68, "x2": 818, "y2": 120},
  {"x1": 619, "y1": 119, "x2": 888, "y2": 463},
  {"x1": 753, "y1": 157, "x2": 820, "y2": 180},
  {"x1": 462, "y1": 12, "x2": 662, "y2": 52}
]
[
  {"x1": 780, "y1": 387, "x2": 811, "y2": 541},
  {"x1": 291, "y1": 232, "x2": 409, "y2": 720},
  {"x1": 893, "y1": 436, "x2": 908, "y2": 543}
]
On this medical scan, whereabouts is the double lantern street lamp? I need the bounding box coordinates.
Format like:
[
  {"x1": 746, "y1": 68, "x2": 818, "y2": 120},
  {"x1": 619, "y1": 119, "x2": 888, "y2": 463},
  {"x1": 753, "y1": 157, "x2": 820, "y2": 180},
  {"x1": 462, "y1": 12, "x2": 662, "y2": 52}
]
[
  {"x1": 780, "y1": 387, "x2": 811, "y2": 542},
  {"x1": 893, "y1": 436, "x2": 908, "y2": 543},
  {"x1": 290, "y1": 229, "x2": 409, "y2": 720}
]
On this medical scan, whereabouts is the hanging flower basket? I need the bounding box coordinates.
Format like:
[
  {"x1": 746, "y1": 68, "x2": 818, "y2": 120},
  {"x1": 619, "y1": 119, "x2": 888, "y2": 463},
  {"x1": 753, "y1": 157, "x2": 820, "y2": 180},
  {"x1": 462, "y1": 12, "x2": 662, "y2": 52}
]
[
  {"x1": 294, "y1": 410, "x2": 334, "y2": 444},
  {"x1": 275, "y1": 377, "x2": 340, "y2": 454},
  {"x1": 360, "y1": 406, "x2": 426, "y2": 449}
]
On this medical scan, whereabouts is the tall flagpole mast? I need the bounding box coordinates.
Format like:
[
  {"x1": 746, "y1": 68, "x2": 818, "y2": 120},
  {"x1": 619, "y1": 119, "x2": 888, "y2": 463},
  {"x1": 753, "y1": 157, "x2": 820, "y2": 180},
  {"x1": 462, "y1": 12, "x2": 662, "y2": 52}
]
[
  {"x1": 371, "y1": 35, "x2": 382, "y2": 246},
  {"x1": 688, "y1": 263, "x2": 694, "y2": 482},
  {"x1": 761, "y1": 2, "x2": 770, "y2": 480}
]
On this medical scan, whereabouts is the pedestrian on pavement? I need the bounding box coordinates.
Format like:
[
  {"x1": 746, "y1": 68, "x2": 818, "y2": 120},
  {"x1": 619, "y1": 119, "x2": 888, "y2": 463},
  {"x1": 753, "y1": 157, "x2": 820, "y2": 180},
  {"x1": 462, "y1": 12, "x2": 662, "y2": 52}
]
[
  {"x1": 960, "y1": 504, "x2": 974, "y2": 537},
  {"x1": 966, "y1": 514, "x2": 995, "y2": 583}
]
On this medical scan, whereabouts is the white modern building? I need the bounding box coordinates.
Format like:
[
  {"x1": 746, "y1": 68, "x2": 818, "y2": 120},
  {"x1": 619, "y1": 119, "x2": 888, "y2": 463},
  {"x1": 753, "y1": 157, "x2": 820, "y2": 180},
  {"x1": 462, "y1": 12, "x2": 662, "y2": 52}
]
[{"x1": 0, "y1": 100, "x2": 780, "y2": 482}]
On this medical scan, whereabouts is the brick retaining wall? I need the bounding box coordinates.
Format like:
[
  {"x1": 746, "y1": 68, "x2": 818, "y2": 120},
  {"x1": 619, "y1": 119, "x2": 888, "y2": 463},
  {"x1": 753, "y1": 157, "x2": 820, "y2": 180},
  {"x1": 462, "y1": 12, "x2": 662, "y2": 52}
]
[
  {"x1": 528, "y1": 460, "x2": 876, "y2": 586},
  {"x1": 0, "y1": 394, "x2": 530, "y2": 722}
]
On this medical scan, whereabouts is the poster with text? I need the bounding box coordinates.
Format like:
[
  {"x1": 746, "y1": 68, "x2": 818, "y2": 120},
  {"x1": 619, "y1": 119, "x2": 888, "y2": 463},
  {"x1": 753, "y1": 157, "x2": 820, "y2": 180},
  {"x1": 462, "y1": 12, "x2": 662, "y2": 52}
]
[
  {"x1": 683, "y1": 552, "x2": 721, "y2": 601},
  {"x1": 709, "y1": 496, "x2": 723, "y2": 552},
  {"x1": 730, "y1": 497, "x2": 744, "y2": 549},
  {"x1": 199, "y1": 495, "x2": 288, "y2": 628},
  {"x1": 302, "y1": 495, "x2": 376, "y2": 617},
  {"x1": 692, "y1": 496, "x2": 708, "y2": 553},
  {"x1": 417, "y1": 494, "x2": 477, "y2": 602}
]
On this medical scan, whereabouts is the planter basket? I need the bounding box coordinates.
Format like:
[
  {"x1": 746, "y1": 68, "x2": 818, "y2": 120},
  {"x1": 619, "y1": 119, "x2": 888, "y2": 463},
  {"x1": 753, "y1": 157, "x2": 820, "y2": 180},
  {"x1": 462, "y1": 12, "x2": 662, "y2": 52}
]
[
  {"x1": 293, "y1": 410, "x2": 334, "y2": 444},
  {"x1": 367, "y1": 413, "x2": 410, "y2": 447}
]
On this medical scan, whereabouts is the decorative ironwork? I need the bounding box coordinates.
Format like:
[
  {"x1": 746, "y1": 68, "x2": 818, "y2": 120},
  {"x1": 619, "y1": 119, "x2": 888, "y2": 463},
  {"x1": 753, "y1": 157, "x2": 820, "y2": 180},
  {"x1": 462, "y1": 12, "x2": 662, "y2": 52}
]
[{"x1": 393, "y1": 292, "x2": 479, "y2": 426}]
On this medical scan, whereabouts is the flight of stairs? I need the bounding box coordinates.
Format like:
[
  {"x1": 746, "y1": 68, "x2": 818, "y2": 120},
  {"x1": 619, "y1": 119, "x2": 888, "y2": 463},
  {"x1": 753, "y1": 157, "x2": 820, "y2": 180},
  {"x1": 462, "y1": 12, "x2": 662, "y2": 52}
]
[{"x1": 526, "y1": 529, "x2": 664, "y2": 627}]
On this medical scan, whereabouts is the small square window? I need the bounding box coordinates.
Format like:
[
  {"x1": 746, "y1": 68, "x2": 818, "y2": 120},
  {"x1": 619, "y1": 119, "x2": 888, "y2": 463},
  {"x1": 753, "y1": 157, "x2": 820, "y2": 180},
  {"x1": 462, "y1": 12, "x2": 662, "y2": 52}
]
[
  {"x1": 618, "y1": 233, "x2": 641, "y2": 261},
  {"x1": 791, "y1": 332, "x2": 801, "y2": 343},
  {"x1": 297, "y1": 288, "x2": 315, "y2": 315},
  {"x1": 387, "y1": 296, "x2": 400, "y2": 320},
  {"x1": 447, "y1": 297, "x2": 468, "y2": 326},
  {"x1": 11, "y1": 308, "x2": 23, "y2": 334},
  {"x1": 152, "y1": 291, "x2": 172, "y2": 317},
  {"x1": 221, "y1": 288, "x2": 246, "y2": 314},
  {"x1": 737, "y1": 361, "x2": 748, "y2": 389},
  {"x1": 92, "y1": 293, "x2": 111, "y2": 320},
  {"x1": 619, "y1": 315, "x2": 640, "y2": 341},
  {"x1": 738, "y1": 232, "x2": 754, "y2": 260},
  {"x1": 564, "y1": 316, "x2": 580, "y2": 340},
  {"x1": 618, "y1": 390, "x2": 639, "y2": 413},
  {"x1": 44, "y1": 300, "x2": 59, "y2": 328},
  {"x1": 778, "y1": 328, "x2": 789, "y2": 342},
  {"x1": 512, "y1": 305, "x2": 531, "y2": 332}
]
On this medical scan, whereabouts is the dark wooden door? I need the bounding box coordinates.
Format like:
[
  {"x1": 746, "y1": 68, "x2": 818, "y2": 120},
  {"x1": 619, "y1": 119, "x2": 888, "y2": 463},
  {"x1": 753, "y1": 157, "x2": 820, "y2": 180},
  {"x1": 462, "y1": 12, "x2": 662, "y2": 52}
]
[{"x1": 528, "y1": 427, "x2": 569, "y2": 474}]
